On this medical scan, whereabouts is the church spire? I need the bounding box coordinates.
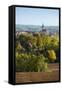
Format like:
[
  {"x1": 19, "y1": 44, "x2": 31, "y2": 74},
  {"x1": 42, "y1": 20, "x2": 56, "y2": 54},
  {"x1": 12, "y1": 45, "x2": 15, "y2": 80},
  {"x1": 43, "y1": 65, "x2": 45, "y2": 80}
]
[{"x1": 42, "y1": 24, "x2": 44, "y2": 29}]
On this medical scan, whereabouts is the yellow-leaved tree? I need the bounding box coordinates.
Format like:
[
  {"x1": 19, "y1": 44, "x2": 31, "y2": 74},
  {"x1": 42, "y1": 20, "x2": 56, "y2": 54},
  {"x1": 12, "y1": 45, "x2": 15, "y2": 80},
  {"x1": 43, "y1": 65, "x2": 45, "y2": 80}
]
[{"x1": 48, "y1": 50, "x2": 56, "y2": 62}]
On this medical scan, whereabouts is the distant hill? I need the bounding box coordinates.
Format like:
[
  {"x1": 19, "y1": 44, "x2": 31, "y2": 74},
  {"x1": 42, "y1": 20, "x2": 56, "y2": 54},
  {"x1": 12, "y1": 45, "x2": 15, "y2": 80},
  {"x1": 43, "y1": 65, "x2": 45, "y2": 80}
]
[{"x1": 16, "y1": 24, "x2": 59, "y2": 34}]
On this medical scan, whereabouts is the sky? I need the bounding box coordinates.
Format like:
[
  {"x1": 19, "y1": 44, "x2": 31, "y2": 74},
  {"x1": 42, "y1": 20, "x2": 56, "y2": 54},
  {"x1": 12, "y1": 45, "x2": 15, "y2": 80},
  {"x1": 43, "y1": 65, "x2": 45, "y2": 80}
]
[{"x1": 16, "y1": 7, "x2": 59, "y2": 26}]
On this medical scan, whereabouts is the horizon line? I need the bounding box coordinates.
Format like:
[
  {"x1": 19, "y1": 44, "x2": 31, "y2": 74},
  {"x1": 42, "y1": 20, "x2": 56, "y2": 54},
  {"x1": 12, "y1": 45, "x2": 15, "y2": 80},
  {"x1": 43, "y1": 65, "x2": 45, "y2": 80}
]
[{"x1": 16, "y1": 24, "x2": 59, "y2": 27}]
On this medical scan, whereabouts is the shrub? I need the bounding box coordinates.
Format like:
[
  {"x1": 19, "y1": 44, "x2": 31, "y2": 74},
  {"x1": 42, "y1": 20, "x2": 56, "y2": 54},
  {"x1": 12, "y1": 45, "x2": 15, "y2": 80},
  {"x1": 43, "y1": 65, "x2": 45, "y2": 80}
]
[
  {"x1": 36, "y1": 54, "x2": 48, "y2": 72},
  {"x1": 16, "y1": 53, "x2": 48, "y2": 72}
]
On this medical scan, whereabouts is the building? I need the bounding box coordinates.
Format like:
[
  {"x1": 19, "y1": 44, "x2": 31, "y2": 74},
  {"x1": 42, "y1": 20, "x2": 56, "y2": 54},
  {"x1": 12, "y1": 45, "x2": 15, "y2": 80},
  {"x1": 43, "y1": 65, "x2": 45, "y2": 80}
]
[{"x1": 41, "y1": 24, "x2": 49, "y2": 35}]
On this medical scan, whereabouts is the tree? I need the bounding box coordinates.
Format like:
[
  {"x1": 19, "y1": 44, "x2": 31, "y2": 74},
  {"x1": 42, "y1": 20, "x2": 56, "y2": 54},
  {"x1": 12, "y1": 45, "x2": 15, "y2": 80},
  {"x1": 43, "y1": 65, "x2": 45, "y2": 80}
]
[
  {"x1": 42, "y1": 35, "x2": 51, "y2": 50},
  {"x1": 36, "y1": 54, "x2": 48, "y2": 72},
  {"x1": 48, "y1": 50, "x2": 56, "y2": 62}
]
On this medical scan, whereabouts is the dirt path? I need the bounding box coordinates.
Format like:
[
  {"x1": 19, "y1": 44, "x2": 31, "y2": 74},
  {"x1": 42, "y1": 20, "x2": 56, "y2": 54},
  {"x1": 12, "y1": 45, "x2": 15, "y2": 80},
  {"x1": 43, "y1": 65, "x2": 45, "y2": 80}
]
[
  {"x1": 48, "y1": 63, "x2": 59, "y2": 71},
  {"x1": 16, "y1": 63, "x2": 60, "y2": 83}
]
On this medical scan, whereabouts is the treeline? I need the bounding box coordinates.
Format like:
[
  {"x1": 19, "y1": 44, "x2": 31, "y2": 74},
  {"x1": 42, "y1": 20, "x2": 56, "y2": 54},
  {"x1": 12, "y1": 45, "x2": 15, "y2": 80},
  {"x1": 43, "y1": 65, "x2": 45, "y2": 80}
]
[{"x1": 16, "y1": 32, "x2": 59, "y2": 72}]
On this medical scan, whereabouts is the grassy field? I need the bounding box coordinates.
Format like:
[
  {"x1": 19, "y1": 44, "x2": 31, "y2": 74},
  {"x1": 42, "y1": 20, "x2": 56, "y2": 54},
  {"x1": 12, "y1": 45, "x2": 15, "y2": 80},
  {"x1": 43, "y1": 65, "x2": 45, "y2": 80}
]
[{"x1": 16, "y1": 63, "x2": 59, "y2": 83}]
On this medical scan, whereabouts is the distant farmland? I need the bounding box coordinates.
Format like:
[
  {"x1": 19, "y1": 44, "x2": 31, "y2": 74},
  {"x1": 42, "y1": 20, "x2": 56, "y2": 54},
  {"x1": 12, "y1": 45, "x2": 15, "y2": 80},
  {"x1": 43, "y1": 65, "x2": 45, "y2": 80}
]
[{"x1": 16, "y1": 63, "x2": 59, "y2": 83}]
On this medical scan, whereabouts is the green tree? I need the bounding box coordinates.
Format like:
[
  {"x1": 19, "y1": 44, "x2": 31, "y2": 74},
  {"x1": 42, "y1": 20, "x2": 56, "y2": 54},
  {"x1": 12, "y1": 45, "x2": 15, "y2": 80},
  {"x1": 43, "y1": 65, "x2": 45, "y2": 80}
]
[
  {"x1": 42, "y1": 35, "x2": 51, "y2": 49},
  {"x1": 36, "y1": 54, "x2": 48, "y2": 72}
]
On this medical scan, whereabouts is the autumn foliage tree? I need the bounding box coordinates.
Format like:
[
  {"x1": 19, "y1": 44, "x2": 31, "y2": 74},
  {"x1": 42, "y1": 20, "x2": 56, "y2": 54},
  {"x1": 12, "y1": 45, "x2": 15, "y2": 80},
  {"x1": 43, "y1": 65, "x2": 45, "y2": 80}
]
[
  {"x1": 48, "y1": 50, "x2": 56, "y2": 62},
  {"x1": 16, "y1": 31, "x2": 59, "y2": 72}
]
